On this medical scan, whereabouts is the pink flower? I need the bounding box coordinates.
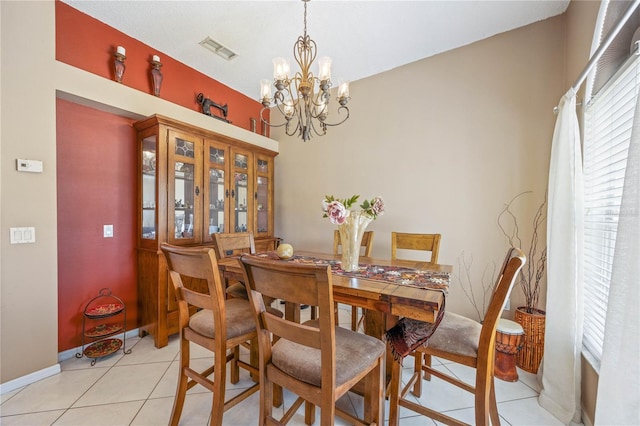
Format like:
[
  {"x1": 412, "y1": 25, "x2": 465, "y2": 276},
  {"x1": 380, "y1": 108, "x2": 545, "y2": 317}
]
[
  {"x1": 371, "y1": 196, "x2": 385, "y2": 216},
  {"x1": 326, "y1": 201, "x2": 348, "y2": 225}
]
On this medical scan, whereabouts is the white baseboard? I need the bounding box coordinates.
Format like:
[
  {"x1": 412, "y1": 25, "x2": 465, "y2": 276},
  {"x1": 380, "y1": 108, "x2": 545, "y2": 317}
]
[
  {"x1": 1, "y1": 328, "x2": 140, "y2": 395},
  {"x1": 0, "y1": 364, "x2": 61, "y2": 395}
]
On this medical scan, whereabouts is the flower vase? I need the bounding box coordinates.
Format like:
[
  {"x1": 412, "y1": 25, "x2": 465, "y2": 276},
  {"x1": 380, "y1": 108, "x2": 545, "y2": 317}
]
[{"x1": 337, "y1": 211, "x2": 373, "y2": 272}]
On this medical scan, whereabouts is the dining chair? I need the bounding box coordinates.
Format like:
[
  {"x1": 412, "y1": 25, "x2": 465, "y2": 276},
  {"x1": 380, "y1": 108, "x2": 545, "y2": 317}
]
[
  {"x1": 333, "y1": 229, "x2": 375, "y2": 330},
  {"x1": 390, "y1": 232, "x2": 441, "y2": 263},
  {"x1": 239, "y1": 254, "x2": 385, "y2": 426},
  {"x1": 160, "y1": 243, "x2": 260, "y2": 426},
  {"x1": 387, "y1": 247, "x2": 526, "y2": 426},
  {"x1": 213, "y1": 232, "x2": 256, "y2": 300}
]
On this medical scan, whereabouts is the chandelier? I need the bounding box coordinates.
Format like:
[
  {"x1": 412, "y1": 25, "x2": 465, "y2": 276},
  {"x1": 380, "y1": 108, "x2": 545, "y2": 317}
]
[{"x1": 259, "y1": 0, "x2": 350, "y2": 142}]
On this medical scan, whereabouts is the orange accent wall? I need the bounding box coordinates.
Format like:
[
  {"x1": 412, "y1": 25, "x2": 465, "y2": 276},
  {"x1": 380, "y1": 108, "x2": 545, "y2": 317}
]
[
  {"x1": 55, "y1": 1, "x2": 268, "y2": 133},
  {"x1": 57, "y1": 98, "x2": 138, "y2": 351},
  {"x1": 55, "y1": 1, "x2": 273, "y2": 352}
]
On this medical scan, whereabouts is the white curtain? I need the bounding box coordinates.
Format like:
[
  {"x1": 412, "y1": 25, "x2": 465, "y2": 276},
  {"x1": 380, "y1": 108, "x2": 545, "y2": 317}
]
[
  {"x1": 538, "y1": 89, "x2": 584, "y2": 425},
  {"x1": 594, "y1": 89, "x2": 640, "y2": 425}
]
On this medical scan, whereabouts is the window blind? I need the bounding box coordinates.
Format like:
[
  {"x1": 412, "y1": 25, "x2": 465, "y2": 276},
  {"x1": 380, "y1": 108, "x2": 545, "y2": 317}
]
[{"x1": 582, "y1": 51, "x2": 639, "y2": 370}]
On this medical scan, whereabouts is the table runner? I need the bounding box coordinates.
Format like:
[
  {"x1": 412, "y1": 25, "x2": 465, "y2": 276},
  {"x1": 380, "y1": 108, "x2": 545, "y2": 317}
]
[
  {"x1": 254, "y1": 252, "x2": 450, "y2": 292},
  {"x1": 253, "y1": 252, "x2": 448, "y2": 361}
]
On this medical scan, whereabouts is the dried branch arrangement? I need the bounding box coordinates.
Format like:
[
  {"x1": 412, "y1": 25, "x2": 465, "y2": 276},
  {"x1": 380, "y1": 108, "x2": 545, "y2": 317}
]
[
  {"x1": 455, "y1": 252, "x2": 497, "y2": 322},
  {"x1": 497, "y1": 191, "x2": 547, "y2": 313}
]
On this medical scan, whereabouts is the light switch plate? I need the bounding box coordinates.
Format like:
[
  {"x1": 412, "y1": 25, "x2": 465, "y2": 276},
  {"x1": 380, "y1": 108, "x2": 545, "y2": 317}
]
[
  {"x1": 10, "y1": 227, "x2": 36, "y2": 244},
  {"x1": 104, "y1": 225, "x2": 114, "y2": 238}
]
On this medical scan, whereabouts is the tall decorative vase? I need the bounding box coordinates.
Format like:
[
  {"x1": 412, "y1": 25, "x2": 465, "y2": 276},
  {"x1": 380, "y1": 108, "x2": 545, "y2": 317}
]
[
  {"x1": 337, "y1": 211, "x2": 373, "y2": 272},
  {"x1": 514, "y1": 306, "x2": 546, "y2": 373}
]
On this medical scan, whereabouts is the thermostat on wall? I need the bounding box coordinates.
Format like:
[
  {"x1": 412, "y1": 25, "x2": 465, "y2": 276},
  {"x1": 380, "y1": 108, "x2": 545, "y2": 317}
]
[{"x1": 16, "y1": 159, "x2": 43, "y2": 173}]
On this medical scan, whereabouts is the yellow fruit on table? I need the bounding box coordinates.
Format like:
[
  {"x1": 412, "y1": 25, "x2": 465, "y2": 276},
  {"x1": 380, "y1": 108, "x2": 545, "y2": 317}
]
[{"x1": 276, "y1": 243, "x2": 294, "y2": 259}]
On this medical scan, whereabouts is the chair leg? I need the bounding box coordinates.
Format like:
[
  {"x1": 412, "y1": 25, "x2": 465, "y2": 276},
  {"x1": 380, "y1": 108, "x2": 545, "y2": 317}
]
[
  {"x1": 424, "y1": 353, "x2": 432, "y2": 380},
  {"x1": 304, "y1": 401, "x2": 316, "y2": 425},
  {"x1": 489, "y1": 376, "x2": 500, "y2": 425},
  {"x1": 388, "y1": 355, "x2": 403, "y2": 426},
  {"x1": 210, "y1": 348, "x2": 227, "y2": 426},
  {"x1": 412, "y1": 351, "x2": 423, "y2": 397},
  {"x1": 351, "y1": 307, "x2": 358, "y2": 330},
  {"x1": 310, "y1": 306, "x2": 317, "y2": 320},
  {"x1": 260, "y1": 375, "x2": 274, "y2": 426},
  {"x1": 231, "y1": 345, "x2": 240, "y2": 384},
  {"x1": 170, "y1": 337, "x2": 190, "y2": 426},
  {"x1": 474, "y1": 367, "x2": 493, "y2": 426},
  {"x1": 363, "y1": 356, "x2": 384, "y2": 425}
]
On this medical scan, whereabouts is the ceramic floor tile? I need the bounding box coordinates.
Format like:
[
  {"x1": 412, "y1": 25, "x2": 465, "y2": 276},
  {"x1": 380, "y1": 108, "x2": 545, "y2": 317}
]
[
  {"x1": 431, "y1": 406, "x2": 512, "y2": 426},
  {"x1": 72, "y1": 362, "x2": 170, "y2": 407},
  {"x1": 52, "y1": 400, "x2": 144, "y2": 425},
  {"x1": 0, "y1": 387, "x2": 23, "y2": 404},
  {"x1": 405, "y1": 364, "x2": 476, "y2": 412},
  {"x1": 115, "y1": 334, "x2": 179, "y2": 366},
  {"x1": 443, "y1": 362, "x2": 538, "y2": 402},
  {"x1": 130, "y1": 396, "x2": 174, "y2": 426},
  {"x1": 0, "y1": 409, "x2": 65, "y2": 425},
  {"x1": 515, "y1": 367, "x2": 542, "y2": 393},
  {"x1": 0, "y1": 368, "x2": 109, "y2": 415},
  {"x1": 498, "y1": 396, "x2": 565, "y2": 426}
]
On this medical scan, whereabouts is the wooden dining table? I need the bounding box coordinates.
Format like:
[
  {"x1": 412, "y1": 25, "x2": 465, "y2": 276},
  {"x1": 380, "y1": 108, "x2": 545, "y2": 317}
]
[{"x1": 217, "y1": 250, "x2": 452, "y2": 386}]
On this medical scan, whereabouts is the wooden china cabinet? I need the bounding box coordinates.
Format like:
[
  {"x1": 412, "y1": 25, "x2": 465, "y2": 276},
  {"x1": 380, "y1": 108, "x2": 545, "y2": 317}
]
[{"x1": 134, "y1": 114, "x2": 278, "y2": 348}]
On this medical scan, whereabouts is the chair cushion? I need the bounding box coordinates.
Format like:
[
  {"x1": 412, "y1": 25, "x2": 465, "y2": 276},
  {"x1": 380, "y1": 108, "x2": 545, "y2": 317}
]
[
  {"x1": 226, "y1": 282, "x2": 249, "y2": 300},
  {"x1": 425, "y1": 312, "x2": 481, "y2": 358},
  {"x1": 189, "y1": 298, "x2": 255, "y2": 339},
  {"x1": 271, "y1": 320, "x2": 385, "y2": 387}
]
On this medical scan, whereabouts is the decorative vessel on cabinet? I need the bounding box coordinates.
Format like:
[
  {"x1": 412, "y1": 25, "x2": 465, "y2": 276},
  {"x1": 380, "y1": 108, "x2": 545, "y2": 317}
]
[{"x1": 134, "y1": 114, "x2": 278, "y2": 348}]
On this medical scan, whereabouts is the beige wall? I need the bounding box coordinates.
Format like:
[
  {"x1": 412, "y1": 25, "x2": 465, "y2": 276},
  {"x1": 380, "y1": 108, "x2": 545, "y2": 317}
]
[
  {"x1": 273, "y1": 14, "x2": 565, "y2": 320},
  {"x1": 1, "y1": 0, "x2": 59, "y2": 383}
]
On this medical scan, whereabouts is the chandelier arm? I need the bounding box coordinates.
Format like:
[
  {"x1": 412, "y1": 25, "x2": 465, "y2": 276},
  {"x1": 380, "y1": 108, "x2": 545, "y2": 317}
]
[
  {"x1": 316, "y1": 106, "x2": 350, "y2": 127},
  {"x1": 260, "y1": 107, "x2": 290, "y2": 129}
]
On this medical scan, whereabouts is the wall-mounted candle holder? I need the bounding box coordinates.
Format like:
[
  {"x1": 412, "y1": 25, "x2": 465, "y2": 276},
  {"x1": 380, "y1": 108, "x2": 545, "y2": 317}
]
[
  {"x1": 114, "y1": 45, "x2": 126, "y2": 83},
  {"x1": 150, "y1": 54, "x2": 163, "y2": 97}
]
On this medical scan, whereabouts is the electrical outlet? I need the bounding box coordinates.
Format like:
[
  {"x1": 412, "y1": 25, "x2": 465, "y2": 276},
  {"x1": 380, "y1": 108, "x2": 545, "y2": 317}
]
[{"x1": 104, "y1": 225, "x2": 114, "y2": 238}]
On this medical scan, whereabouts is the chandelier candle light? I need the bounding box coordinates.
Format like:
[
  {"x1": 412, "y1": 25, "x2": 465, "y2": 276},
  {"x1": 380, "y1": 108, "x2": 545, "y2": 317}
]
[
  {"x1": 260, "y1": 0, "x2": 350, "y2": 142},
  {"x1": 322, "y1": 195, "x2": 384, "y2": 271}
]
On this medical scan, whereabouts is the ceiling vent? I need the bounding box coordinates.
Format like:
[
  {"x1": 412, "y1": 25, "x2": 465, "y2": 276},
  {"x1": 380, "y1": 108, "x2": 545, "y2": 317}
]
[{"x1": 199, "y1": 36, "x2": 238, "y2": 61}]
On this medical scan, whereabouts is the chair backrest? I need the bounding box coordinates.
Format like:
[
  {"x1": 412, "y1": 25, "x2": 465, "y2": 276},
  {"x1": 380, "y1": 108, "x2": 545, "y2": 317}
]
[
  {"x1": 239, "y1": 255, "x2": 338, "y2": 388},
  {"x1": 160, "y1": 243, "x2": 227, "y2": 338},
  {"x1": 333, "y1": 230, "x2": 374, "y2": 257},
  {"x1": 213, "y1": 232, "x2": 256, "y2": 259},
  {"x1": 391, "y1": 232, "x2": 441, "y2": 263},
  {"x1": 478, "y1": 247, "x2": 526, "y2": 362}
]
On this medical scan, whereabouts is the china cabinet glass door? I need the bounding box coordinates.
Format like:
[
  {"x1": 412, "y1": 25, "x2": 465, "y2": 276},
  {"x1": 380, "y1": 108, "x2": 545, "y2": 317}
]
[
  {"x1": 254, "y1": 155, "x2": 273, "y2": 238},
  {"x1": 141, "y1": 136, "x2": 157, "y2": 241},
  {"x1": 230, "y1": 148, "x2": 253, "y2": 233},
  {"x1": 204, "y1": 140, "x2": 228, "y2": 242},
  {"x1": 167, "y1": 130, "x2": 202, "y2": 244}
]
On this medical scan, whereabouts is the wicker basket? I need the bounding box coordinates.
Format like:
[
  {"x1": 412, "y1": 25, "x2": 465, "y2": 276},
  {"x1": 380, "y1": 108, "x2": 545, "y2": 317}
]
[{"x1": 514, "y1": 307, "x2": 546, "y2": 373}]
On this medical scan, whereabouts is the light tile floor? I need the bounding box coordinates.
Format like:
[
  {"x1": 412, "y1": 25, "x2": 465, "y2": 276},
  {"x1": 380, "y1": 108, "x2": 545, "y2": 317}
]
[{"x1": 1, "y1": 305, "x2": 563, "y2": 425}]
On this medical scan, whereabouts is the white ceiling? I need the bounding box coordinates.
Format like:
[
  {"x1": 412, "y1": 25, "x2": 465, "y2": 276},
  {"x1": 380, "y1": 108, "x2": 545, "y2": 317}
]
[{"x1": 62, "y1": 1, "x2": 570, "y2": 100}]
